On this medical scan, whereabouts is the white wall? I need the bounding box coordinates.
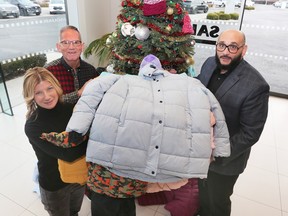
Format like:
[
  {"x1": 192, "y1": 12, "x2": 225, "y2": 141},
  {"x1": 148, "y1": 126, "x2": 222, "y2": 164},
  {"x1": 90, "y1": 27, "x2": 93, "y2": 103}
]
[{"x1": 66, "y1": 0, "x2": 121, "y2": 67}]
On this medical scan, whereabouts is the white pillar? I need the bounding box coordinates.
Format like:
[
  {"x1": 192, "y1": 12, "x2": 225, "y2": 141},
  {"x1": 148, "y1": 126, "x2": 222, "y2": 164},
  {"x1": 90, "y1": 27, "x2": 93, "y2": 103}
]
[{"x1": 66, "y1": 0, "x2": 121, "y2": 67}]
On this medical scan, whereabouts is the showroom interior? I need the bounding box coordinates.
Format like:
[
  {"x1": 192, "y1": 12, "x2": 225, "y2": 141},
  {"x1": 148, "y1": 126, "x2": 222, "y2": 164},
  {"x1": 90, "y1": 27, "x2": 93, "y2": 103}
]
[{"x1": 0, "y1": 0, "x2": 288, "y2": 215}]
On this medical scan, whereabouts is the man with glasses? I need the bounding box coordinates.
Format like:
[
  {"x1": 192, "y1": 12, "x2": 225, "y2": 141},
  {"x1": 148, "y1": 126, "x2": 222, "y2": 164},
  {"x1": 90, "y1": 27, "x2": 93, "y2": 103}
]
[
  {"x1": 45, "y1": 25, "x2": 100, "y2": 104},
  {"x1": 197, "y1": 29, "x2": 270, "y2": 216}
]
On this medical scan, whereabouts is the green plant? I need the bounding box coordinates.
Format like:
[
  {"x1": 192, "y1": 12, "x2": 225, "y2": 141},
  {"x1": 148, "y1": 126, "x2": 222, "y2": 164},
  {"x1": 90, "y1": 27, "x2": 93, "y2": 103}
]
[
  {"x1": 218, "y1": 13, "x2": 231, "y2": 20},
  {"x1": 40, "y1": 3, "x2": 49, "y2": 7},
  {"x1": 2, "y1": 54, "x2": 47, "y2": 81},
  {"x1": 207, "y1": 11, "x2": 239, "y2": 20},
  {"x1": 230, "y1": 13, "x2": 239, "y2": 20},
  {"x1": 206, "y1": 13, "x2": 219, "y2": 20},
  {"x1": 245, "y1": 6, "x2": 255, "y2": 10},
  {"x1": 83, "y1": 33, "x2": 112, "y2": 66}
]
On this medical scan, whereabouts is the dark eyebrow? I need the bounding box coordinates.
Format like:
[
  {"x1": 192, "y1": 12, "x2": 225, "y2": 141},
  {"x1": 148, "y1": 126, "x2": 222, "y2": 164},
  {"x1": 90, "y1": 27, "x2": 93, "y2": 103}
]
[{"x1": 218, "y1": 41, "x2": 241, "y2": 46}]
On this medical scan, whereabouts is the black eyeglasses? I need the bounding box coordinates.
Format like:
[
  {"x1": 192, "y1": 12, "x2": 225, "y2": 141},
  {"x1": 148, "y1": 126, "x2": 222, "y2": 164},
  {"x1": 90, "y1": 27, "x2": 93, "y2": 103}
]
[
  {"x1": 60, "y1": 40, "x2": 82, "y2": 48},
  {"x1": 216, "y1": 43, "x2": 245, "y2": 54}
]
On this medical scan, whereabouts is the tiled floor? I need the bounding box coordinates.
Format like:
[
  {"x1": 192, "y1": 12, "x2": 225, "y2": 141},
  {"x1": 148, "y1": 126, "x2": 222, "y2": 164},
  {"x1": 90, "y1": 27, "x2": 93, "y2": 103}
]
[{"x1": 1, "y1": 75, "x2": 288, "y2": 215}]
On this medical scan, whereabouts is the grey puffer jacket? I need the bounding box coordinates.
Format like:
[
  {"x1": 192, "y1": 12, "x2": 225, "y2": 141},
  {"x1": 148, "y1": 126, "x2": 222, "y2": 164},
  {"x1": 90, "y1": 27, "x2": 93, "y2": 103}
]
[{"x1": 66, "y1": 65, "x2": 230, "y2": 182}]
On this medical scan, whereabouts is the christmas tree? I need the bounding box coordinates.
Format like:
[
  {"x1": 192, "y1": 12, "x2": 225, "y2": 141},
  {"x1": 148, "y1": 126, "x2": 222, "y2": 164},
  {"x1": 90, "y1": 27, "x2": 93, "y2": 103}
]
[{"x1": 86, "y1": 0, "x2": 195, "y2": 75}]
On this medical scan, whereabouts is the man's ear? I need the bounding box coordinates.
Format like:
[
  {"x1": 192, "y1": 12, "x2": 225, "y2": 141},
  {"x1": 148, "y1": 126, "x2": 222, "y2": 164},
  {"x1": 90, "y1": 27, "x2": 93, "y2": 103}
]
[
  {"x1": 81, "y1": 43, "x2": 85, "y2": 52},
  {"x1": 241, "y1": 45, "x2": 248, "y2": 58},
  {"x1": 56, "y1": 42, "x2": 61, "y2": 52}
]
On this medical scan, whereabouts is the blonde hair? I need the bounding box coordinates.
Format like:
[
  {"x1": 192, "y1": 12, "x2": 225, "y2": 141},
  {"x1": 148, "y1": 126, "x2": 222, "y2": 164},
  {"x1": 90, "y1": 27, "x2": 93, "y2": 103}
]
[{"x1": 23, "y1": 67, "x2": 63, "y2": 119}]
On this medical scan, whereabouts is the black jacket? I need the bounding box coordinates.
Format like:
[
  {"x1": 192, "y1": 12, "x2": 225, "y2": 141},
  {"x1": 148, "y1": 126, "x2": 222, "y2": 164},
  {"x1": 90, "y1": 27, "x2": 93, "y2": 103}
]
[{"x1": 198, "y1": 57, "x2": 270, "y2": 175}]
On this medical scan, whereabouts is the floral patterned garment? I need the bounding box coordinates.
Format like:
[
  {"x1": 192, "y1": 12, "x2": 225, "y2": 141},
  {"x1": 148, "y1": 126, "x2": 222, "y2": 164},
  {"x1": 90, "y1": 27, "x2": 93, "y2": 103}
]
[
  {"x1": 87, "y1": 163, "x2": 148, "y2": 198},
  {"x1": 40, "y1": 131, "x2": 87, "y2": 148},
  {"x1": 40, "y1": 131, "x2": 148, "y2": 198}
]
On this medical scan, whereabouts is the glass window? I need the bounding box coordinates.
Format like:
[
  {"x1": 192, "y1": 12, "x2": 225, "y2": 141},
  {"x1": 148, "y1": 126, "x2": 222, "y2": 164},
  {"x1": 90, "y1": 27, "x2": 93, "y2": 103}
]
[
  {"x1": 1, "y1": 0, "x2": 288, "y2": 112},
  {"x1": 190, "y1": 0, "x2": 288, "y2": 95},
  {"x1": 0, "y1": 64, "x2": 13, "y2": 115},
  {"x1": 0, "y1": 1, "x2": 67, "y2": 108}
]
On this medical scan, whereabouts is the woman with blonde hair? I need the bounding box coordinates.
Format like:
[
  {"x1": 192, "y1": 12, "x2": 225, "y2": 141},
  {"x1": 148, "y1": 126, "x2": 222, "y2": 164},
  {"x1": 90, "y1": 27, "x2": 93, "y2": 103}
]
[{"x1": 23, "y1": 67, "x2": 87, "y2": 216}]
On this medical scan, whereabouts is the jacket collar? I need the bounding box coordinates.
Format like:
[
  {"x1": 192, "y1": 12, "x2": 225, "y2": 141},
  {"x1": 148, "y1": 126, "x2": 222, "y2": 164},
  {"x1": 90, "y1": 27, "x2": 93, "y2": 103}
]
[{"x1": 138, "y1": 63, "x2": 169, "y2": 79}]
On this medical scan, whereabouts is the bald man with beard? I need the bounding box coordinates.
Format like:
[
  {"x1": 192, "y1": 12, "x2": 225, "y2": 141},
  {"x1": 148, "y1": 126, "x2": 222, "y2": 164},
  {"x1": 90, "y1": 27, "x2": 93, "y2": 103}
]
[{"x1": 197, "y1": 29, "x2": 270, "y2": 216}]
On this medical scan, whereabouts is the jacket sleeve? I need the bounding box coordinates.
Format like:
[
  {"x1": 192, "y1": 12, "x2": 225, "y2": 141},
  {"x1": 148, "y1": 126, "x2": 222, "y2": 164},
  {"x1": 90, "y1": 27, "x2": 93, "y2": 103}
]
[
  {"x1": 40, "y1": 131, "x2": 87, "y2": 148},
  {"x1": 66, "y1": 74, "x2": 121, "y2": 134},
  {"x1": 25, "y1": 123, "x2": 87, "y2": 162},
  {"x1": 203, "y1": 87, "x2": 231, "y2": 157},
  {"x1": 223, "y1": 83, "x2": 269, "y2": 164}
]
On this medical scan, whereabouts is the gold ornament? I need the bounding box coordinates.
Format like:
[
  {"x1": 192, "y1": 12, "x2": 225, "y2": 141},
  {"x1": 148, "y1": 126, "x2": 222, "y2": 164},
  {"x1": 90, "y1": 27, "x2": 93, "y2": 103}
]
[
  {"x1": 167, "y1": 7, "x2": 174, "y2": 15},
  {"x1": 131, "y1": 0, "x2": 140, "y2": 5},
  {"x1": 166, "y1": 25, "x2": 172, "y2": 32},
  {"x1": 186, "y1": 56, "x2": 194, "y2": 65}
]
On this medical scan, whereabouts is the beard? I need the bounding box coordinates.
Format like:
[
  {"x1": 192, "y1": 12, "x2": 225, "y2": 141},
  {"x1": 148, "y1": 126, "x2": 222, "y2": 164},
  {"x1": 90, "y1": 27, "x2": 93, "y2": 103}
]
[{"x1": 215, "y1": 52, "x2": 242, "y2": 71}]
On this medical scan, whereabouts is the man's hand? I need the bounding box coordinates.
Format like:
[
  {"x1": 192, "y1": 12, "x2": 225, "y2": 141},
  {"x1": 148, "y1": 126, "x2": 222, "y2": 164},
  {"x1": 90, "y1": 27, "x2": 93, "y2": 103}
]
[{"x1": 77, "y1": 79, "x2": 93, "y2": 97}]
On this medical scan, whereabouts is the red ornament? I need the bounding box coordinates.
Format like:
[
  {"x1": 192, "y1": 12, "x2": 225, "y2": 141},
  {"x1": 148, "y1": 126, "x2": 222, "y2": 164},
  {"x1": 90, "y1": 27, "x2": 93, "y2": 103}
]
[
  {"x1": 182, "y1": 14, "x2": 194, "y2": 34},
  {"x1": 138, "y1": 45, "x2": 143, "y2": 49}
]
